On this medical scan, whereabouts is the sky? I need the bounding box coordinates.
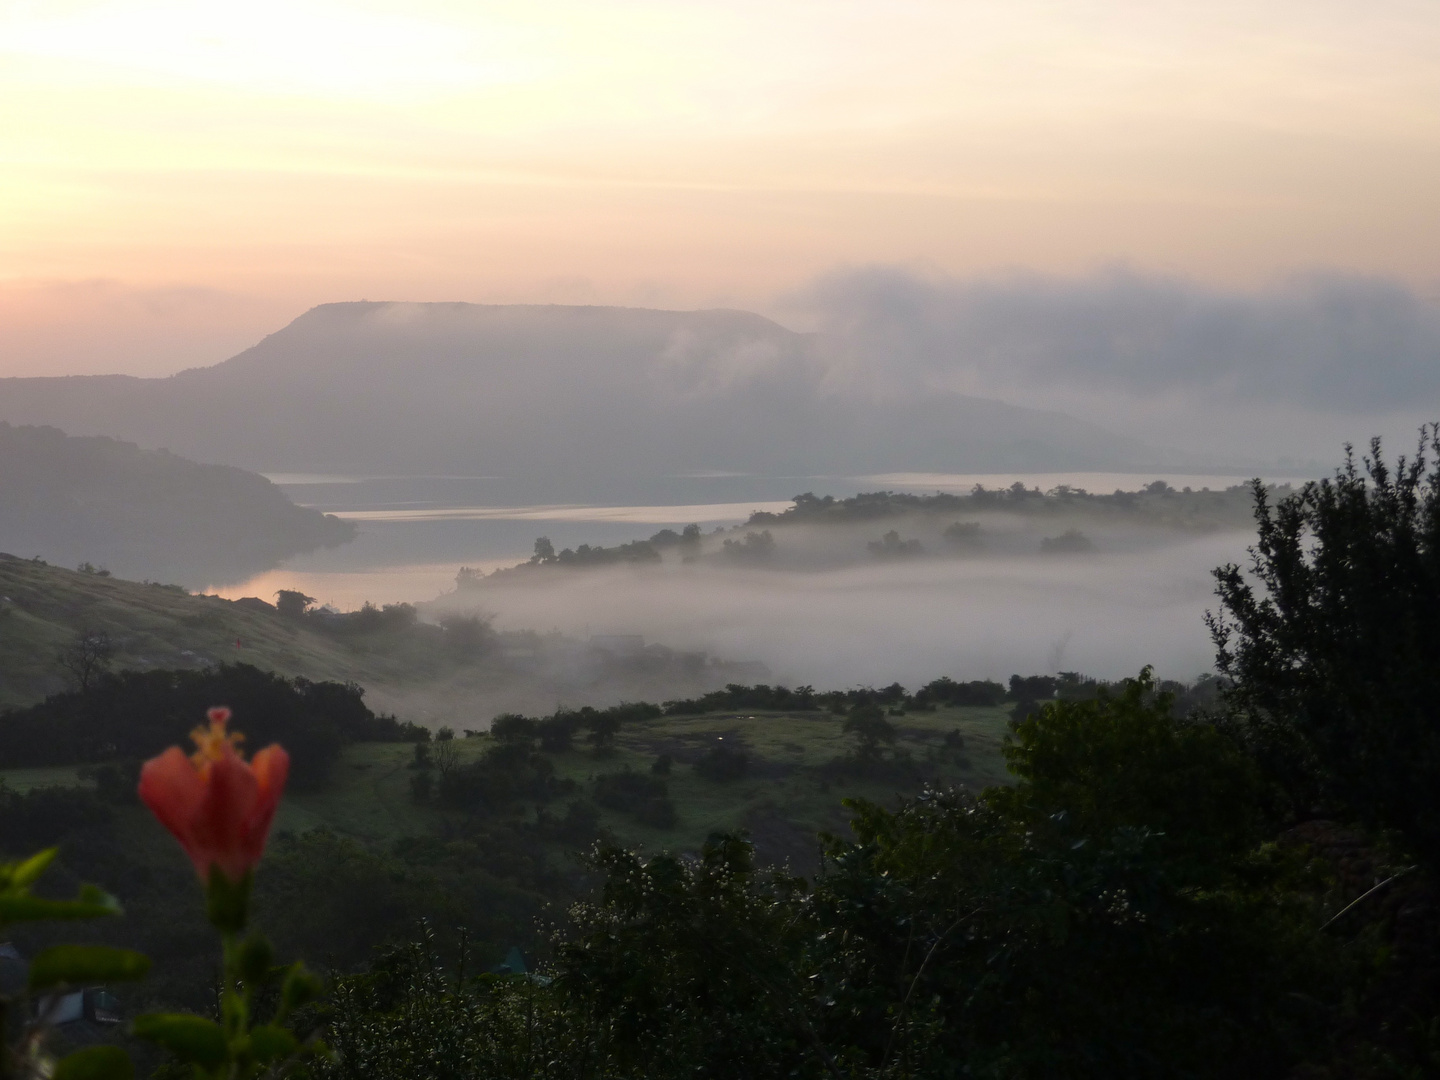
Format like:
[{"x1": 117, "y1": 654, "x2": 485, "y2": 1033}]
[{"x1": 1, "y1": 0, "x2": 1438, "y2": 422}]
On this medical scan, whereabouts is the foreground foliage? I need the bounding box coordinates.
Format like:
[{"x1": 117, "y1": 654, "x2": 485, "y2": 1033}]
[
  {"x1": 16, "y1": 433, "x2": 1440, "y2": 1077},
  {"x1": 313, "y1": 675, "x2": 1368, "y2": 1079}
]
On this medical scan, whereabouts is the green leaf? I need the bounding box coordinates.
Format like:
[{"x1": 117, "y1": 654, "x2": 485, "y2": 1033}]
[
  {"x1": 9, "y1": 848, "x2": 58, "y2": 888},
  {"x1": 236, "y1": 933, "x2": 275, "y2": 985},
  {"x1": 132, "y1": 1014, "x2": 229, "y2": 1070},
  {"x1": 53, "y1": 1045, "x2": 135, "y2": 1080},
  {"x1": 29, "y1": 946, "x2": 151, "y2": 991},
  {"x1": 279, "y1": 963, "x2": 322, "y2": 1015},
  {"x1": 76, "y1": 883, "x2": 123, "y2": 912},
  {"x1": 248, "y1": 1024, "x2": 299, "y2": 1063},
  {"x1": 0, "y1": 893, "x2": 121, "y2": 924}
]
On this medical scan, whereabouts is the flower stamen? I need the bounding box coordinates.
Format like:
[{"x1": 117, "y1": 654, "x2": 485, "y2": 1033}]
[{"x1": 189, "y1": 706, "x2": 246, "y2": 767}]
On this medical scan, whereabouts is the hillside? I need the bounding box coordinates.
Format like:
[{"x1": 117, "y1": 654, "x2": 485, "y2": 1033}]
[
  {"x1": 0, "y1": 422, "x2": 353, "y2": 585},
  {"x1": 0, "y1": 555, "x2": 771, "y2": 719},
  {"x1": 0, "y1": 302, "x2": 1167, "y2": 492}
]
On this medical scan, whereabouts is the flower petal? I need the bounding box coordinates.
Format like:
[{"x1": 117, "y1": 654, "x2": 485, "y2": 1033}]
[
  {"x1": 244, "y1": 745, "x2": 290, "y2": 868},
  {"x1": 191, "y1": 751, "x2": 260, "y2": 883},
  {"x1": 138, "y1": 748, "x2": 206, "y2": 859}
]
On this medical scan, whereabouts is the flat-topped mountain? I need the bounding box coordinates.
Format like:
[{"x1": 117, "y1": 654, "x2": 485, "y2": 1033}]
[
  {"x1": 0, "y1": 422, "x2": 353, "y2": 585},
  {"x1": 0, "y1": 302, "x2": 1163, "y2": 488}
]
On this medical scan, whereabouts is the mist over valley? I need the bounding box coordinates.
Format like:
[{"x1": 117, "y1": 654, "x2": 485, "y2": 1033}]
[
  {"x1": 0, "y1": 297, "x2": 1315, "y2": 688},
  {"x1": 7, "y1": 5, "x2": 1440, "y2": 1067}
]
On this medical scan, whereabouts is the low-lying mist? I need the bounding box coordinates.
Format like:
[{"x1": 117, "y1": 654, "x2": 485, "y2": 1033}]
[{"x1": 431, "y1": 530, "x2": 1249, "y2": 690}]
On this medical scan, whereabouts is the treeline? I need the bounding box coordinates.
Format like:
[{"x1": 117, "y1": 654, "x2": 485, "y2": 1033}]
[
  {"x1": 242, "y1": 592, "x2": 502, "y2": 659},
  {"x1": 472, "y1": 670, "x2": 1212, "y2": 733},
  {"x1": 474, "y1": 525, "x2": 706, "y2": 583},
  {"x1": 0, "y1": 664, "x2": 425, "y2": 788},
  {"x1": 459, "y1": 481, "x2": 1267, "y2": 586},
  {"x1": 748, "y1": 482, "x2": 1264, "y2": 528}
]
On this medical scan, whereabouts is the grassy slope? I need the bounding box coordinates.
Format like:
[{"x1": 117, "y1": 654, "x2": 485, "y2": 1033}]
[
  {"x1": 267, "y1": 703, "x2": 1008, "y2": 864},
  {"x1": 0, "y1": 557, "x2": 747, "y2": 723},
  {"x1": 0, "y1": 554, "x2": 425, "y2": 710},
  {"x1": 1, "y1": 706, "x2": 1012, "y2": 866},
  {"x1": 1, "y1": 553, "x2": 1017, "y2": 867}
]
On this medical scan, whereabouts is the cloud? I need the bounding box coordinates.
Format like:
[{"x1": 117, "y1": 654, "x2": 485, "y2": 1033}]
[{"x1": 796, "y1": 267, "x2": 1440, "y2": 413}]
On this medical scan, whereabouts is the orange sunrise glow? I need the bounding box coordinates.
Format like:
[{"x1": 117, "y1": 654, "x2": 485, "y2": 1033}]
[{"x1": 2, "y1": 0, "x2": 1437, "y2": 375}]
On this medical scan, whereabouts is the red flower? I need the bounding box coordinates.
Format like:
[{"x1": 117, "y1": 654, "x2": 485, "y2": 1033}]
[{"x1": 138, "y1": 707, "x2": 289, "y2": 884}]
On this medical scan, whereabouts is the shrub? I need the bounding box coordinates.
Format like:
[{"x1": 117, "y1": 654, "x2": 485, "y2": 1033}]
[
  {"x1": 0, "y1": 664, "x2": 377, "y2": 788},
  {"x1": 593, "y1": 771, "x2": 677, "y2": 828},
  {"x1": 694, "y1": 739, "x2": 749, "y2": 782}
]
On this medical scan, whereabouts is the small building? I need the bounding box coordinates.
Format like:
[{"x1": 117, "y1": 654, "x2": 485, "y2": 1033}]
[
  {"x1": 1, "y1": 943, "x2": 124, "y2": 1027},
  {"x1": 37, "y1": 987, "x2": 123, "y2": 1026}
]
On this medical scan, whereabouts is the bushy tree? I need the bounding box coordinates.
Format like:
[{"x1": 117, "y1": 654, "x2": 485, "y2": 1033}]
[
  {"x1": 843, "y1": 702, "x2": 897, "y2": 760},
  {"x1": 809, "y1": 675, "x2": 1331, "y2": 1077},
  {"x1": 555, "y1": 836, "x2": 814, "y2": 1077},
  {"x1": 275, "y1": 589, "x2": 316, "y2": 618},
  {"x1": 0, "y1": 664, "x2": 389, "y2": 788},
  {"x1": 1210, "y1": 431, "x2": 1440, "y2": 864}
]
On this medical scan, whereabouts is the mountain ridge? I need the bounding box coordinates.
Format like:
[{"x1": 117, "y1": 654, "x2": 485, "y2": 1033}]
[{"x1": 0, "y1": 301, "x2": 1178, "y2": 492}]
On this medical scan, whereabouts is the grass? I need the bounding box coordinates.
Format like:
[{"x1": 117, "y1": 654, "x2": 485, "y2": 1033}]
[
  {"x1": 0, "y1": 704, "x2": 1015, "y2": 867},
  {"x1": 275, "y1": 703, "x2": 1015, "y2": 866},
  {"x1": 0, "y1": 764, "x2": 90, "y2": 791}
]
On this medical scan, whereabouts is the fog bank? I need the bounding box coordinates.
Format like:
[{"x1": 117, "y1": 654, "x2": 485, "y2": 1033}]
[{"x1": 435, "y1": 533, "x2": 1248, "y2": 689}]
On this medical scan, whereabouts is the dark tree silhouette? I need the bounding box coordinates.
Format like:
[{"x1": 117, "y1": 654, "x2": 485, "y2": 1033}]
[
  {"x1": 1210, "y1": 429, "x2": 1440, "y2": 864},
  {"x1": 844, "y1": 702, "x2": 897, "y2": 760},
  {"x1": 56, "y1": 627, "x2": 115, "y2": 693},
  {"x1": 275, "y1": 589, "x2": 317, "y2": 618}
]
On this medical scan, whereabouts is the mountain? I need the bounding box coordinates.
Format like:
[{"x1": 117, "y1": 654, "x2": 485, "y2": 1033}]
[
  {"x1": 0, "y1": 302, "x2": 1168, "y2": 495},
  {"x1": 0, "y1": 423, "x2": 353, "y2": 586}
]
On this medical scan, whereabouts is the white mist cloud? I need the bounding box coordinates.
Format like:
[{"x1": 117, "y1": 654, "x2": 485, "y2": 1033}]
[
  {"x1": 787, "y1": 266, "x2": 1440, "y2": 462},
  {"x1": 442, "y1": 533, "x2": 1248, "y2": 689},
  {"x1": 798, "y1": 267, "x2": 1440, "y2": 410}
]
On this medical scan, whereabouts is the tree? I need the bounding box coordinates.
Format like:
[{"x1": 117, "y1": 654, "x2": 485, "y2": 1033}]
[
  {"x1": 586, "y1": 711, "x2": 621, "y2": 754},
  {"x1": 1210, "y1": 431, "x2": 1440, "y2": 865},
  {"x1": 531, "y1": 536, "x2": 556, "y2": 563},
  {"x1": 56, "y1": 627, "x2": 115, "y2": 692},
  {"x1": 430, "y1": 726, "x2": 460, "y2": 777},
  {"x1": 438, "y1": 612, "x2": 495, "y2": 657},
  {"x1": 843, "y1": 702, "x2": 896, "y2": 760},
  {"x1": 275, "y1": 589, "x2": 316, "y2": 618},
  {"x1": 721, "y1": 530, "x2": 776, "y2": 562},
  {"x1": 490, "y1": 714, "x2": 538, "y2": 746},
  {"x1": 555, "y1": 836, "x2": 812, "y2": 1077},
  {"x1": 537, "y1": 715, "x2": 574, "y2": 753}
]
